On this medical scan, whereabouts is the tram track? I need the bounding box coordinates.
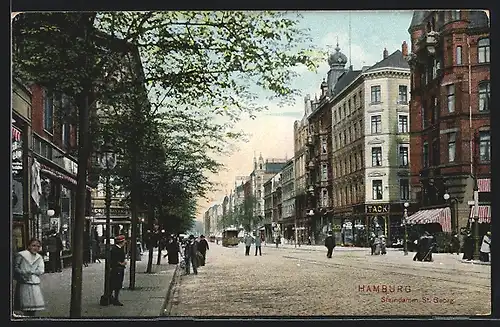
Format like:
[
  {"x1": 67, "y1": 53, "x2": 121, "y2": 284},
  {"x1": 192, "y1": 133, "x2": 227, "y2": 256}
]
[{"x1": 282, "y1": 255, "x2": 491, "y2": 291}]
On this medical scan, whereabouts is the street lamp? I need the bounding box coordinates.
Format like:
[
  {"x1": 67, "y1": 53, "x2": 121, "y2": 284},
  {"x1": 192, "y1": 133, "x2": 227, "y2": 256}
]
[
  {"x1": 444, "y1": 193, "x2": 459, "y2": 234},
  {"x1": 402, "y1": 202, "x2": 409, "y2": 256},
  {"x1": 472, "y1": 180, "x2": 480, "y2": 261},
  {"x1": 98, "y1": 142, "x2": 117, "y2": 306}
]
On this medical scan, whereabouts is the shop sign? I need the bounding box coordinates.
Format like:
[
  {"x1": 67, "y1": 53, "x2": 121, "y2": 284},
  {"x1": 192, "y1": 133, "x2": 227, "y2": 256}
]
[
  {"x1": 365, "y1": 204, "x2": 390, "y2": 214},
  {"x1": 92, "y1": 208, "x2": 129, "y2": 216}
]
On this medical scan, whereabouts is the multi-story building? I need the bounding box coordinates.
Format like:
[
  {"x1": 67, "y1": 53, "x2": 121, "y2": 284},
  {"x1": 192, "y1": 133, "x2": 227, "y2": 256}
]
[
  {"x1": 279, "y1": 159, "x2": 295, "y2": 240},
  {"x1": 407, "y1": 10, "x2": 490, "y2": 236},
  {"x1": 250, "y1": 155, "x2": 287, "y2": 238},
  {"x1": 305, "y1": 44, "x2": 349, "y2": 244},
  {"x1": 203, "y1": 211, "x2": 210, "y2": 236},
  {"x1": 293, "y1": 97, "x2": 312, "y2": 242},
  {"x1": 263, "y1": 172, "x2": 282, "y2": 242},
  {"x1": 329, "y1": 44, "x2": 411, "y2": 246}
]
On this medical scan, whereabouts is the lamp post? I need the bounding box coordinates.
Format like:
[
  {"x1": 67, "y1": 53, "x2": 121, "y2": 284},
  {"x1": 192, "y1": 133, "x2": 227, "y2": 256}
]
[
  {"x1": 98, "y1": 142, "x2": 116, "y2": 306},
  {"x1": 403, "y1": 202, "x2": 409, "y2": 256},
  {"x1": 444, "y1": 193, "x2": 459, "y2": 234}
]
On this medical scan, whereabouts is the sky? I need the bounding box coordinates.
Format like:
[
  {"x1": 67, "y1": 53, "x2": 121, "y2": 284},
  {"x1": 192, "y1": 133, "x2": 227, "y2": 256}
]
[{"x1": 196, "y1": 10, "x2": 414, "y2": 218}]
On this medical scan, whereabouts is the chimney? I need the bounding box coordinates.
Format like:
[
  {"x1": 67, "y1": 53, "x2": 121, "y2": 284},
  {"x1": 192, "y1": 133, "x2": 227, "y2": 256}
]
[
  {"x1": 383, "y1": 48, "x2": 388, "y2": 59},
  {"x1": 402, "y1": 41, "x2": 408, "y2": 57}
]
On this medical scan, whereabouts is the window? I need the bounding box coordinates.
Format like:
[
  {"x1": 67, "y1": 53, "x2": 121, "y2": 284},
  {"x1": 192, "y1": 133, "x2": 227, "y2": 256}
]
[
  {"x1": 400, "y1": 179, "x2": 410, "y2": 200},
  {"x1": 343, "y1": 104, "x2": 347, "y2": 118},
  {"x1": 348, "y1": 99, "x2": 352, "y2": 114},
  {"x1": 322, "y1": 139, "x2": 327, "y2": 154},
  {"x1": 62, "y1": 123, "x2": 70, "y2": 148},
  {"x1": 422, "y1": 105, "x2": 427, "y2": 129},
  {"x1": 448, "y1": 132, "x2": 456, "y2": 162},
  {"x1": 353, "y1": 123, "x2": 358, "y2": 140},
  {"x1": 423, "y1": 142, "x2": 429, "y2": 168},
  {"x1": 348, "y1": 127, "x2": 352, "y2": 143},
  {"x1": 371, "y1": 115, "x2": 382, "y2": 134},
  {"x1": 451, "y1": 10, "x2": 460, "y2": 20},
  {"x1": 479, "y1": 82, "x2": 490, "y2": 111},
  {"x1": 447, "y1": 84, "x2": 455, "y2": 112},
  {"x1": 398, "y1": 115, "x2": 409, "y2": 133},
  {"x1": 372, "y1": 180, "x2": 383, "y2": 200},
  {"x1": 478, "y1": 38, "x2": 490, "y2": 63},
  {"x1": 479, "y1": 131, "x2": 490, "y2": 162},
  {"x1": 43, "y1": 90, "x2": 54, "y2": 133},
  {"x1": 456, "y1": 46, "x2": 462, "y2": 65},
  {"x1": 372, "y1": 147, "x2": 382, "y2": 166},
  {"x1": 353, "y1": 95, "x2": 357, "y2": 108},
  {"x1": 399, "y1": 146, "x2": 409, "y2": 167},
  {"x1": 398, "y1": 85, "x2": 408, "y2": 104},
  {"x1": 343, "y1": 131, "x2": 347, "y2": 145},
  {"x1": 321, "y1": 164, "x2": 328, "y2": 180},
  {"x1": 371, "y1": 85, "x2": 381, "y2": 103},
  {"x1": 322, "y1": 189, "x2": 328, "y2": 207}
]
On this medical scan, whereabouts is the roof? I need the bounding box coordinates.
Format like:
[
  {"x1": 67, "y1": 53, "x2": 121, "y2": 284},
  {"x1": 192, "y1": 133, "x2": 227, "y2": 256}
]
[
  {"x1": 468, "y1": 11, "x2": 489, "y2": 28},
  {"x1": 331, "y1": 69, "x2": 362, "y2": 97},
  {"x1": 364, "y1": 50, "x2": 409, "y2": 73},
  {"x1": 409, "y1": 11, "x2": 430, "y2": 30}
]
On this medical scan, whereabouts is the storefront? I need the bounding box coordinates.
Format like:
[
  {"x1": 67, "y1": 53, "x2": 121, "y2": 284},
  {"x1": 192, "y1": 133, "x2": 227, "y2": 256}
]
[{"x1": 12, "y1": 125, "x2": 27, "y2": 252}]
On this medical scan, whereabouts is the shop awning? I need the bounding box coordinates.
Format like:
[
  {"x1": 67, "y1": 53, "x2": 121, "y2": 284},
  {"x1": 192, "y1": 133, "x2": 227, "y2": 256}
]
[
  {"x1": 40, "y1": 163, "x2": 92, "y2": 191},
  {"x1": 469, "y1": 205, "x2": 491, "y2": 224},
  {"x1": 406, "y1": 207, "x2": 452, "y2": 232},
  {"x1": 478, "y1": 179, "x2": 491, "y2": 192},
  {"x1": 12, "y1": 127, "x2": 21, "y2": 141}
]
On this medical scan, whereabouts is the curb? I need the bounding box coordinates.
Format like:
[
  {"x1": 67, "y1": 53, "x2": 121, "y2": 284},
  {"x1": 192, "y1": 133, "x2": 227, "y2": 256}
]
[
  {"x1": 459, "y1": 259, "x2": 491, "y2": 266},
  {"x1": 160, "y1": 264, "x2": 180, "y2": 316}
]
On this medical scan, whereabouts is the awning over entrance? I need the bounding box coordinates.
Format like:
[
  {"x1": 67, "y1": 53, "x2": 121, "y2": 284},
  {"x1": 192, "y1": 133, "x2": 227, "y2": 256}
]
[
  {"x1": 478, "y1": 179, "x2": 491, "y2": 192},
  {"x1": 469, "y1": 205, "x2": 491, "y2": 224},
  {"x1": 406, "y1": 207, "x2": 452, "y2": 232}
]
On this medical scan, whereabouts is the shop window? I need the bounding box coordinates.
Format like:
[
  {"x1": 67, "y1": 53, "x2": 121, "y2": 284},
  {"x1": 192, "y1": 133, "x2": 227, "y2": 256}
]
[
  {"x1": 478, "y1": 38, "x2": 490, "y2": 63},
  {"x1": 448, "y1": 132, "x2": 456, "y2": 162},
  {"x1": 372, "y1": 180, "x2": 383, "y2": 200},
  {"x1": 371, "y1": 85, "x2": 381, "y2": 103},
  {"x1": 398, "y1": 115, "x2": 408, "y2": 133},
  {"x1": 447, "y1": 84, "x2": 455, "y2": 112},
  {"x1": 372, "y1": 147, "x2": 382, "y2": 166},
  {"x1": 478, "y1": 81, "x2": 490, "y2": 112},
  {"x1": 398, "y1": 85, "x2": 408, "y2": 104},
  {"x1": 479, "y1": 131, "x2": 490, "y2": 162},
  {"x1": 399, "y1": 145, "x2": 409, "y2": 167},
  {"x1": 456, "y1": 46, "x2": 462, "y2": 65},
  {"x1": 371, "y1": 115, "x2": 382, "y2": 134}
]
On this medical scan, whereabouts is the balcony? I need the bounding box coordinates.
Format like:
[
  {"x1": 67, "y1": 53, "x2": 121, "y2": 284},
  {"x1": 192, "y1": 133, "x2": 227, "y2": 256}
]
[
  {"x1": 306, "y1": 136, "x2": 313, "y2": 146},
  {"x1": 307, "y1": 160, "x2": 315, "y2": 170}
]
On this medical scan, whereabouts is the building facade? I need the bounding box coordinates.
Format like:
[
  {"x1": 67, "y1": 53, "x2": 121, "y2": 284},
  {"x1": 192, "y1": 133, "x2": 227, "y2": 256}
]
[
  {"x1": 407, "y1": 10, "x2": 490, "y2": 236},
  {"x1": 280, "y1": 159, "x2": 295, "y2": 240}
]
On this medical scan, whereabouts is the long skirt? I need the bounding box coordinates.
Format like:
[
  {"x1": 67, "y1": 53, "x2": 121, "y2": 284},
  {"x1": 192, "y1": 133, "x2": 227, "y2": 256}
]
[
  {"x1": 168, "y1": 252, "x2": 179, "y2": 265},
  {"x1": 15, "y1": 282, "x2": 45, "y2": 312}
]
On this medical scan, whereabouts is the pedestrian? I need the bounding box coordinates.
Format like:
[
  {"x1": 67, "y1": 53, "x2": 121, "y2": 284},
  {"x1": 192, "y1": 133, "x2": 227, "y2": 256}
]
[
  {"x1": 480, "y1": 232, "x2": 491, "y2": 262},
  {"x1": 13, "y1": 238, "x2": 45, "y2": 317},
  {"x1": 462, "y1": 231, "x2": 474, "y2": 261},
  {"x1": 197, "y1": 235, "x2": 210, "y2": 266},
  {"x1": 108, "y1": 235, "x2": 127, "y2": 306},
  {"x1": 324, "y1": 231, "x2": 336, "y2": 258},
  {"x1": 46, "y1": 230, "x2": 63, "y2": 273},
  {"x1": 244, "y1": 233, "x2": 253, "y2": 256},
  {"x1": 184, "y1": 235, "x2": 198, "y2": 275},
  {"x1": 254, "y1": 233, "x2": 262, "y2": 256},
  {"x1": 379, "y1": 235, "x2": 387, "y2": 255},
  {"x1": 164, "y1": 235, "x2": 181, "y2": 264},
  {"x1": 307, "y1": 236, "x2": 312, "y2": 245},
  {"x1": 369, "y1": 232, "x2": 377, "y2": 255}
]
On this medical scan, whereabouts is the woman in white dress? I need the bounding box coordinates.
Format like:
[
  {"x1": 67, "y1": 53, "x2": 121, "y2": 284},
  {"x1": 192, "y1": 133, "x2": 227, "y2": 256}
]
[{"x1": 14, "y1": 238, "x2": 45, "y2": 316}]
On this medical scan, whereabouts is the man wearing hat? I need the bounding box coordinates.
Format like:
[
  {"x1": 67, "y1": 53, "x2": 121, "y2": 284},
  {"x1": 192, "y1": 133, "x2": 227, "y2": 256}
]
[
  {"x1": 480, "y1": 231, "x2": 491, "y2": 262},
  {"x1": 109, "y1": 235, "x2": 127, "y2": 306},
  {"x1": 183, "y1": 235, "x2": 198, "y2": 275}
]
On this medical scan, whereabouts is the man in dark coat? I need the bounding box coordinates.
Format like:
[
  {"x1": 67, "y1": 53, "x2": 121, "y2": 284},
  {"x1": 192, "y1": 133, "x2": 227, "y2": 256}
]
[
  {"x1": 164, "y1": 235, "x2": 180, "y2": 264},
  {"x1": 462, "y1": 231, "x2": 474, "y2": 261},
  {"x1": 109, "y1": 235, "x2": 127, "y2": 306},
  {"x1": 46, "y1": 230, "x2": 63, "y2": 272},
  {"x1": 197, "y1": 235, "x2": 209, "y2": 266},
  {"x1": 184, "y1": 235, "x2": 198, "y2": 275},
  {"x1": 450, "y1": 233, "x2": 461, "y2": 255},
  {"x1": 324, "y1": 231, "x2": 336, "y2": 258}
]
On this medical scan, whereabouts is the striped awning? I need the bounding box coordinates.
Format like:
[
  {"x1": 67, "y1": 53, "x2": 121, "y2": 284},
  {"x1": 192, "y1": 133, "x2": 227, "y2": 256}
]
[
  {"x1": 478, "y1": 179, "x2": 491, "y2": 192},
  {"x1": 469, "y1": 205, "x2": 491, "y2": 224},
  {"x1": 406, "y1": 207, "x2": 452, "y2": 232},
  {"x1": 12, "y1": 127, "x2": 21, "y2": 141}
]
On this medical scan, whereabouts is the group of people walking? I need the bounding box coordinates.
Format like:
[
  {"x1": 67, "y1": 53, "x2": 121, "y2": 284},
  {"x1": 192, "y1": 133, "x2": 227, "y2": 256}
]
[
  {"x1": 243, "y1": 233, "x2": 263, "y2": 256},
  {"x1": 170, "y1": 234, "x2": 210, "y2": 275}
]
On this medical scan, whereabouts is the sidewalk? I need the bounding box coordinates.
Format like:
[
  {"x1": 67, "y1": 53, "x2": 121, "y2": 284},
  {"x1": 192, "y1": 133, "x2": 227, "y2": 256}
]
[
  {"x1": 272, "y1": 243, "x2": 491, "y2": 265},
  {"x1": 32, "y1": 250, "x2": 178, "y2": 318}
]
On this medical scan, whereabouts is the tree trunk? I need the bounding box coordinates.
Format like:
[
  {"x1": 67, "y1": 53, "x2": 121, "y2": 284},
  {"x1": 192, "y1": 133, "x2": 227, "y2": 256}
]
[
  {"x1": 128, "y1": 145, "x2": 139, "y2": 288},
  {"x1": 146, "y1": 207, "x2": 155, "y2": 273},
  {"x1": 156, "y1": 247, "x2": 162, "y2": 265},
  {"x1": 69, "y1": 94, "x2": 90, "y2": 318}
]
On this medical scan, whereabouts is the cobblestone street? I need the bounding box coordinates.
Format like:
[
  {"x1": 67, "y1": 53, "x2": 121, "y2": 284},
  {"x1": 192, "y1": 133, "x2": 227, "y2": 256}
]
[{"x1": 167, "y1": 243, "x2": 491, "y2": 316}]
